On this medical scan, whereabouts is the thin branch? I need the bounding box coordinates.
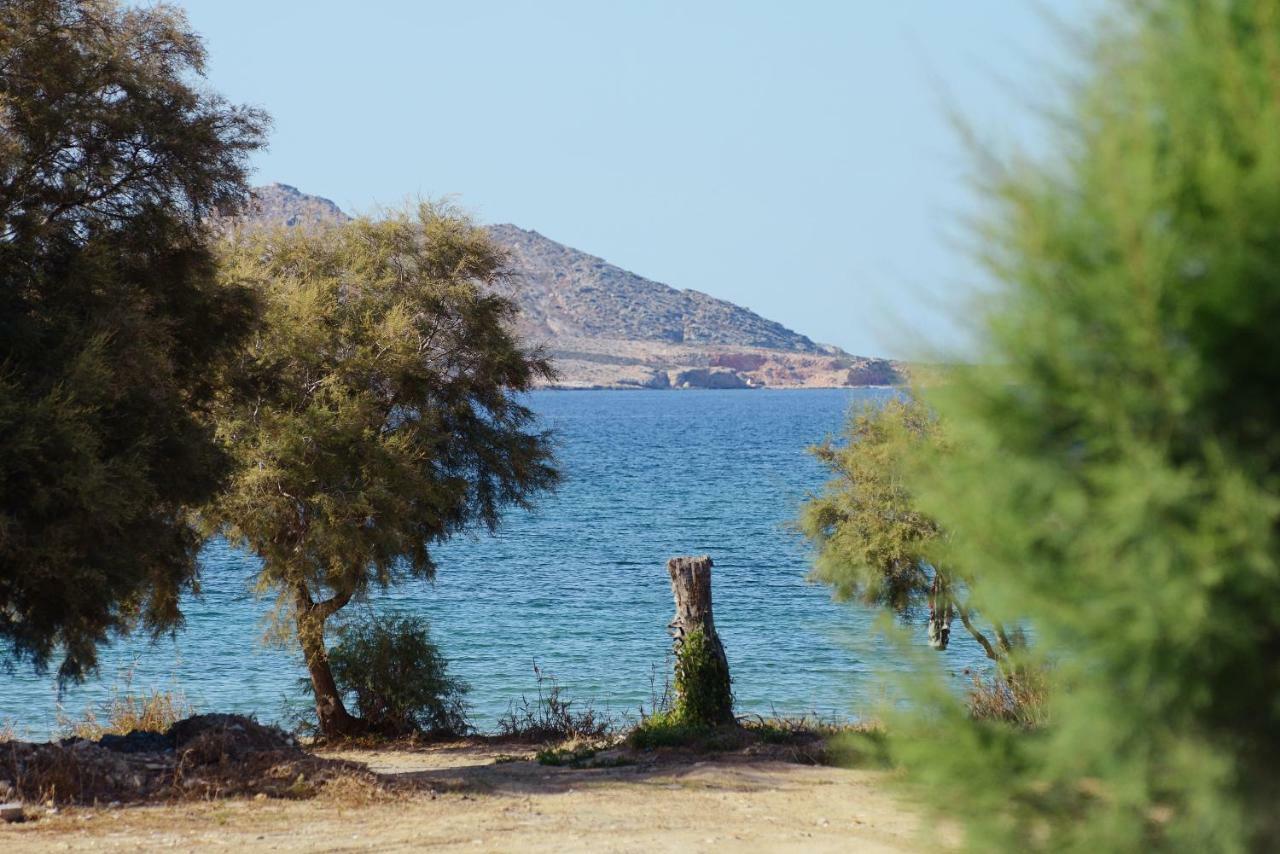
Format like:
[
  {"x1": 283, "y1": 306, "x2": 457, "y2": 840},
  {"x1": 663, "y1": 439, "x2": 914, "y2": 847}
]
[
  {"x1": 956, "y1": 603, "x2": 1001, "y2": 662},
  {"x1": 993, "y1": 622, "x2": 1014, "y2": 655}
]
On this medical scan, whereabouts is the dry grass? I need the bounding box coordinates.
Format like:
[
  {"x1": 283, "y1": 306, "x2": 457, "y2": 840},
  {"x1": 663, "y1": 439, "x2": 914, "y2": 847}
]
[
  {"x1": 58, "y1": 687, "x2": 193, "y2": 740},
  {"x1": 496, "y1": 665, "x2": 614, "y2": 743},
  {"x1": 965, "y1": 667, "x2": 1050, "y2": 728},
  {"x1": 741, "y1": 713, "x2": 880, "y2": 740},
  {"x1": 314, "y1": 770, "x2": 400, "y2": 806}
]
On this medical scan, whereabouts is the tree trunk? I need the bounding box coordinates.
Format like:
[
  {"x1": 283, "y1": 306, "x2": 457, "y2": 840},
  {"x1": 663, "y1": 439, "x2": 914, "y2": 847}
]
[
  {"x1": 927, "y1": 574, "x2": 953, "y2": 650},
  {"x1": 666, "y1": 555, "x2": 734, "y2": 725},
  {"x1": 294, "y1": 583, "x2": 363, "y2": 739}
]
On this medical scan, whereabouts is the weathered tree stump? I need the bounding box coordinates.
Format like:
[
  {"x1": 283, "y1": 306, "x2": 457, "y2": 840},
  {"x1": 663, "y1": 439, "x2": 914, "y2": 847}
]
[{"x1": 666, "y1": 555, "x2": 734, "y2": 726}]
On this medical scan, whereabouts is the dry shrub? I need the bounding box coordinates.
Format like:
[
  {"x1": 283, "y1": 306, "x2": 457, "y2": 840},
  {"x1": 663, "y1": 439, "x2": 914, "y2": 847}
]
[
  {"x1": 0, "y1": 713, "x2": 371, "y2": 805},
  {"x1": 498, "y1": 664, "x2": 612, "y2": 743},
  {"x1": 2, "y1": 741, "x2": 127, "y2": 805},
  {"x1": 965, "y1": 667, "x2": 1050, "y2": 729}
]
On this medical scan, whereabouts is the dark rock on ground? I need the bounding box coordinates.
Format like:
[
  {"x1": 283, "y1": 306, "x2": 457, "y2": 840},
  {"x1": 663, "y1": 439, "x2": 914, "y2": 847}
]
[
  {"x1": 168, "y1": 713, "x2": 297, "y2": 752},
  {"x1": 97, "y1": 731, "x2": 173, "y2": 754}
]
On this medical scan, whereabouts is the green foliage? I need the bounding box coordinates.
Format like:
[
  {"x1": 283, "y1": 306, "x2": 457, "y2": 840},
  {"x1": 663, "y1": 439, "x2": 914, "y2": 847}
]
[
  {"x1": 534, "y1": 743, "x2": 634, "y2": 768},
  {"x1": 325, "y1": 615, "x2": 469, "y2": 738},
  {"x1": 0, "y1": 0, "x2": 267, "y2": 679},
  {"x1": 626, "y1": 711, "x2": 715, "y2": 750},
  {"x1": 886, "y1": 2, "x2": 1280, "y2": 850},
  {"x1": 799, "y1": 397, "x2": 943, "y2": 611},
  {"x1": 671, "y1": 628, "x2": 734, "y2": 727},
  {"x1": 207, "y1": 205, "x2": 557, "y2": 600},
  {"x1": 626, "y1": 628, "x2": 734, "y2": 747},
  {"x1": 535, "y1": 744, "x2": 595, "y2": 766},
  {"x1": 204, "y1": 206, "x2": 557, "y2": 735},
  {"x1": 799, "y1": 396, "x2": 1016, "y2": 663}
]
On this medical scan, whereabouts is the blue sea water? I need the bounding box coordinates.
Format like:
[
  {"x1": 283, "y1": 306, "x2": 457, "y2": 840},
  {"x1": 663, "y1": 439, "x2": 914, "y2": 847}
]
[{"x1": 2, "y1": 389, "x2": 992, "y2": 737}]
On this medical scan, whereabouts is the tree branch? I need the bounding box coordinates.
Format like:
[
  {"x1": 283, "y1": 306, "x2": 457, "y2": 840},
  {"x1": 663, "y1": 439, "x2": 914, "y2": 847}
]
[
  {"x1": 993, "y1": 622, "x2": 1014, "y2": 655},
  {"x1": 312, "y1": 587, "x2": 354, "y2": 620},
  {"x1": 956, "y1": 602, "x2": 1001, "y2": 662}
]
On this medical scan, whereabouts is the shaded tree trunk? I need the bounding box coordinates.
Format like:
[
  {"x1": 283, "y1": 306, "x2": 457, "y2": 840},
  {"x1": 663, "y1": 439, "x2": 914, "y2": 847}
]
[
  {"x1": 927, "y1": 574, "x2": 953, "y2": 650},
  {"x1": 666, "y1": 555, "x2": 734, "y2": 725},
  {"x1": 294, "y1": 583, "x2": 363, "y2": 739}
]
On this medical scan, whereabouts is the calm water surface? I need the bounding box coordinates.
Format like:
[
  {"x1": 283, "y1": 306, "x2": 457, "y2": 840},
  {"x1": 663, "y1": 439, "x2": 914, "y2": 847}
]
[{"x1": 3, "y1": 389, "x2": 991, "y2": 736}]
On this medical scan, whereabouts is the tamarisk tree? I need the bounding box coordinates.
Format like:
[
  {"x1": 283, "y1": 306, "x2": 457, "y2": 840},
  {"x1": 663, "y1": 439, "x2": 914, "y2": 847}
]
[
  {"x1": 0, "y1": 0, "x2": 266, "y2": 679},
  {"x1": 204, "y1": 207, "x2": 557, "y2": 737},
  {"x1": 798, "y1": 397, "x2": 1014, "y2": 663},
  {"x1": 848, "y1": 2, "x2": 1280, "y2": 849}
]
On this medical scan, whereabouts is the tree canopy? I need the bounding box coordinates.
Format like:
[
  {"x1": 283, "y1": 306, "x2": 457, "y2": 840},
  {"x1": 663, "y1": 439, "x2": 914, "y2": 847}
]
[
  {"x1": 0, "y1": 0, "x2": 267, "y2": 679},
  {"x1": 800, "y1": 397, "x2": 943, "y2": 613},
  {"x1": 880, "y1": 1, "x2": 1280, "y2": 850},
  {"x1": 204, "y1": 206, "x2": 558, "y2": 737},
  {"x1": 799, "y1": 396, "x2": 1015, "y2": 660}
]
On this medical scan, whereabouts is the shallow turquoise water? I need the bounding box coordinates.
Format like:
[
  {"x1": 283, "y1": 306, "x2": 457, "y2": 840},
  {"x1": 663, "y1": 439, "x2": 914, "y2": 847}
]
[{"x1": 2, "y1": 389, "x2": 991, "y2": 737}]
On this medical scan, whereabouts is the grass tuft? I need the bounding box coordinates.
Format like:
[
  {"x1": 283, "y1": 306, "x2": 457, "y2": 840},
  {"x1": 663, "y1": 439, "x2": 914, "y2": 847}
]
[
  {"x1": 497, "y1": 664, "x2": 613, "y2": 743},
  {"x1": 58, "y1": 684, "x2": 192, "y2": 741}
]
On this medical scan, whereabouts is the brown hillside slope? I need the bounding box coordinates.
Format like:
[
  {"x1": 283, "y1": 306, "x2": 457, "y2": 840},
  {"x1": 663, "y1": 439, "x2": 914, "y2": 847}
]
[{"x1": 243, "y1": 184, "x2": 901, "y2": 388}]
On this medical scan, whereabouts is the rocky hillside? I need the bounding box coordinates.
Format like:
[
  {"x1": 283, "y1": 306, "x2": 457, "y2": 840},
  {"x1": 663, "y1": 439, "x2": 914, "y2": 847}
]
[
  {"x1": 488, "y1": 223, "x2": 819, "y2": 352},
  {"x1": 241, "y1": 184, "x2": 901, "y2": 388},
  {"x1": 246, "y1": 183, "x2": 349, "y2": 230}
]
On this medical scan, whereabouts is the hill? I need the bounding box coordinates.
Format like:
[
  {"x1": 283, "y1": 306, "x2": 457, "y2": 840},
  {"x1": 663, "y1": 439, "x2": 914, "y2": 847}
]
[{"x1": 242, "y1": 184, "x2": 900, "y2": 388}]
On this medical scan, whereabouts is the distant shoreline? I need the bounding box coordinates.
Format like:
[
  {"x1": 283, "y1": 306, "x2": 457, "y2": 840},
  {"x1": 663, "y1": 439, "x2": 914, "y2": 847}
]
[{"x1": 535, "y1": 384, "x2": 902, "y2": 391}]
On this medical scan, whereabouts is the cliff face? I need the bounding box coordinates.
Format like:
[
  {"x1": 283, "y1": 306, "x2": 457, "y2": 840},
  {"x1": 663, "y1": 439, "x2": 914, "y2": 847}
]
[{"x1": 241, "y1": 184, "x2": 901, "y2": 388}]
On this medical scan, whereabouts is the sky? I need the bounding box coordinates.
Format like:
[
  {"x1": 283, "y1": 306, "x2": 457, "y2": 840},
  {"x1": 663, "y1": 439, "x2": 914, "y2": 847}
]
[{"x1": 159, "y1": 1, "x2": 1093, "y2": 359}]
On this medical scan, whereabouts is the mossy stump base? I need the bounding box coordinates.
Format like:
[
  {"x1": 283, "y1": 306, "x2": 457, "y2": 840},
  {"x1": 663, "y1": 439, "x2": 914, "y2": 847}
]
[{"x1": 666, "y1": 555, "x2": 734, "y2": 726}]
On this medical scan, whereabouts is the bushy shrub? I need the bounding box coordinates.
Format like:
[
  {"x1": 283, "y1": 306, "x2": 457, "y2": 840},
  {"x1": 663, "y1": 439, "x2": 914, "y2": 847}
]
[{"x1": 326, "y1": 615, "x2": 469, "y2": 738}]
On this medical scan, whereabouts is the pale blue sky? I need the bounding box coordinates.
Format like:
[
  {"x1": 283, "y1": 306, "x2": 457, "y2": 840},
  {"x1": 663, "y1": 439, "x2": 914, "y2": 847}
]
[{"x1": 163, "y1": 1, "x2": 1090, "y2": 359}]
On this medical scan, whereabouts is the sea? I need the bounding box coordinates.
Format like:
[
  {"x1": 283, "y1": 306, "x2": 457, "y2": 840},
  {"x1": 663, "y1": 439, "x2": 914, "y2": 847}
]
[{"x1": 1, "y1": 389, "x2": 994, "y2": 738}]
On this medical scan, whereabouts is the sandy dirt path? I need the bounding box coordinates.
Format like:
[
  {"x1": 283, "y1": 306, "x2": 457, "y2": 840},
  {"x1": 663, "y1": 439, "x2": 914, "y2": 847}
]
[{"x1": 2, "y1": 742, "x2": 926, "y2": 853}]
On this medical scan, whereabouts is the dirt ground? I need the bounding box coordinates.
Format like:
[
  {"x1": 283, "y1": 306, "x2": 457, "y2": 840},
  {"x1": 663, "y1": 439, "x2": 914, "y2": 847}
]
[{"x1": 1, "y1": 741, "x2": 928, "y2": 852}]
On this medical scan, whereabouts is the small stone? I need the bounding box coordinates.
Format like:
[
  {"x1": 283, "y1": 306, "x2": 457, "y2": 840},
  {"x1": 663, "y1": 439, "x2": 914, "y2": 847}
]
[{"x1": 0, "y1": 802, "x2": 24, "y2": 823}]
